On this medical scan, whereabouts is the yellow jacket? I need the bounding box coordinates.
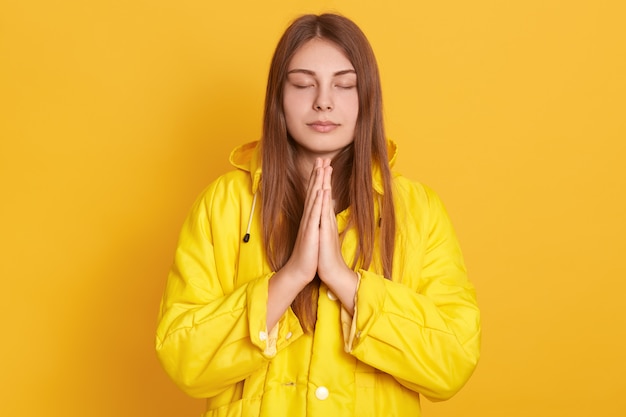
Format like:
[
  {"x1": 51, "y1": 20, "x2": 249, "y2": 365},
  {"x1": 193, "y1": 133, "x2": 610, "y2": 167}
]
[{"x1": 156, "y1": 141, "x2": 480, "y2": 417}]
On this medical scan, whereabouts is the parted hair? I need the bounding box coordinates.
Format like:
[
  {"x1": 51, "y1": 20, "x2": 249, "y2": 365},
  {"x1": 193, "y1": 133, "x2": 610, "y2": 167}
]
[{"x1": 261, "y1": 13, "x2": 396, "y2": 331}]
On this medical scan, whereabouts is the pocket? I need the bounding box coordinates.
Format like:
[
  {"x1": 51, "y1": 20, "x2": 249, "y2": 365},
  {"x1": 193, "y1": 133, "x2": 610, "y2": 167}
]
[
  {"x1": 203, "y1": 398, "x2": 263, "y2": 417},
  {"x1": 354, "y1": 372, "x2": 376, "y2": 417},
  {"x1": 354, "y1": 371, "x2": 422, "y2": 417},
  {"x1": 202, "y1": 399, "x2": 243, "y2": 417}
]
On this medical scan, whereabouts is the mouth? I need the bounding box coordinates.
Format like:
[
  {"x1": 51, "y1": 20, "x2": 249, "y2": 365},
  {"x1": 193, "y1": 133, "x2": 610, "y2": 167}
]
[{"x1": 307, "y1": 121, "x2": 339, "y2": 133}]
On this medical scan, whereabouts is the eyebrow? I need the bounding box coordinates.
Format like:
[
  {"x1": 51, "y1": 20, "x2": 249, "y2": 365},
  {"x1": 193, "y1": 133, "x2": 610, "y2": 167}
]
[{"x1": 287, "y1": 69, "x2": 356, "y2": 76}]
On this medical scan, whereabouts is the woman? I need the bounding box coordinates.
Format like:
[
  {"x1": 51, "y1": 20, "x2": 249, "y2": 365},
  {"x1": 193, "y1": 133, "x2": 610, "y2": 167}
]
[{"x1": 156, "y1": 13, "x2": 480, "y2": 417}]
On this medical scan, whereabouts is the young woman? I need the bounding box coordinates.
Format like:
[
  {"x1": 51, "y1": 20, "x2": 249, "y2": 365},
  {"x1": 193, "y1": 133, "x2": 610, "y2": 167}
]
[{"x1": 156, "y1": 13, "x2": 480, "y2": 417}]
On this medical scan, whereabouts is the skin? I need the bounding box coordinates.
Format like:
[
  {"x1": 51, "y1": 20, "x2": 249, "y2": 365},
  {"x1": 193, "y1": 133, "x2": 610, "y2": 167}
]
[
  {"x1": 266, "y1": 39, "x2": 360, "y2": 330},
  {"x1": 282, "y1": 38, "x2": 359, "y2": 178}
]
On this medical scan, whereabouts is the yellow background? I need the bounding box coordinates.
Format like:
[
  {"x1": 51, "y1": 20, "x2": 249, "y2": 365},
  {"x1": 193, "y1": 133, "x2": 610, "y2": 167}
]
[{"x1": 1, "y1": 0, "x2": 625, "y2": 416}]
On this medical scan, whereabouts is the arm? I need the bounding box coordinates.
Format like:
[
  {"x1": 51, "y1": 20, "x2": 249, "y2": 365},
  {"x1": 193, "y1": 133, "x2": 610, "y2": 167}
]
[
  {"x1": 155, "y1": 179, "x2": 303, "y2": 398},
  {"x1": 345, "y1": 185, "x2": 481, "y2": 401}
]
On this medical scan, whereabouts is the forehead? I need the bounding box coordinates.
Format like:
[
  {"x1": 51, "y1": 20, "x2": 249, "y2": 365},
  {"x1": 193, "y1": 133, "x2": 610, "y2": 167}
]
[{"x1": 288, "y1": 38, "x2": 354, "y2": 72}]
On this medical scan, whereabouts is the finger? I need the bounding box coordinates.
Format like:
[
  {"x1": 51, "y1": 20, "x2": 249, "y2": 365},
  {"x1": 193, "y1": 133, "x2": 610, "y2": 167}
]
[
  {"x1": 322, "y1": 165, "x2": 333, "y2": 191},
  {"x1": 306, "y1": 189, "x2": 324, "y2": 232},
  {"x1": 318, "y1": 188, "x2": 344, "y2": 276},
  {"x1": 303, "y1": 157, "x2": 321, "y2": 194},
  {"x1": 308, "y1": 158, "x2": 323, "y2": 186},
  {"x1": 302, "y1": 160, "x2": 324, "y2": 221},
  {"x1": 319, "y1": 189, "x2": 335, "y2": 231},
  {"x1": 304, "y1": 158, "x2": 323, "y2": 197},
  {"x1": 294, "y1": 197, "x2": 322, "y2": 266},
  {"x1": 290, "y1": 188, "x2": 323, "y2": 278}
]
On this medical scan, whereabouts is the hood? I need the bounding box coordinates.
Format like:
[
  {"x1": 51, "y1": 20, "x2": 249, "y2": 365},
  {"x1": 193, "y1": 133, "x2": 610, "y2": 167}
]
[{"x1": 229, "y1": 139, "x2": 398, "y2": 194}]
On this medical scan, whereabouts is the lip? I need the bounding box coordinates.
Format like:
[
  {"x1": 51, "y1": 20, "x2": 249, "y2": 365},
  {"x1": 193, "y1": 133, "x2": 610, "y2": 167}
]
[{"x1": 307, "y1": 120, "x2": 339, "y2": 133}]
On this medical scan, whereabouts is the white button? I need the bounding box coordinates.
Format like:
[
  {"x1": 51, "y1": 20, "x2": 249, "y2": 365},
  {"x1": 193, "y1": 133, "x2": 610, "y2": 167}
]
[
  {"x1": 285, "y1": 332, "x2": 293, "y2": 340},
  {"x1": 259, "y1": 331, "x2": 267, "y2": 341},
  {"x1": 327, "y1": 290, "x2": 338, "y2": 301},
  {"x1": 315, "y1": 386, "x2": 329, "y2": 400}
]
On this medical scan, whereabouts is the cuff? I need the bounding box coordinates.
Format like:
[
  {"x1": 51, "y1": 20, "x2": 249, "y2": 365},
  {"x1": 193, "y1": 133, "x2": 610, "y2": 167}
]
[
  {"x1": 247, "y1": 273, "x2": 304, "y2": 358},
  {"x1": 341, "y1": 272, "x2": 361, "y2": 352},
  {"x1": 342, "y1": 270, "x2": 387, "y2": 353}
]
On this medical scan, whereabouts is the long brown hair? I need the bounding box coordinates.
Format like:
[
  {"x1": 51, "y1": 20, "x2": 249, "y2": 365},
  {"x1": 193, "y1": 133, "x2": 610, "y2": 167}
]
[{"x1": 261, "y1": 14, "x2": 396, "y2": 331}]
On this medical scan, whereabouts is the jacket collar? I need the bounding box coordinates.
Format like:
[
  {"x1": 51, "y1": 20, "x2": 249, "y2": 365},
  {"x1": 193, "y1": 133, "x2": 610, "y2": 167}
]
[{"x1": 229, "y1": 140, "x2": 398, "y2": 195}]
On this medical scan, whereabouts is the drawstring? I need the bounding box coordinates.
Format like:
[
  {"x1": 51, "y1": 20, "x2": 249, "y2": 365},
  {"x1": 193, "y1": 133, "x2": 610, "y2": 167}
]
[
  {"x1": 243, "y1": 191, "x2": 258, "y2": 243},
  {"x1": 377, "y1": 195, "x2": 382, "y2": 227}
]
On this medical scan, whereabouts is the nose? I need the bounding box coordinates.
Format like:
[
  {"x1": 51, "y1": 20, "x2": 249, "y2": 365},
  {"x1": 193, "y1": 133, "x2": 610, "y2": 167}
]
[{"x1": 313, "y1": 87, "x2": 333, "y2": 111}]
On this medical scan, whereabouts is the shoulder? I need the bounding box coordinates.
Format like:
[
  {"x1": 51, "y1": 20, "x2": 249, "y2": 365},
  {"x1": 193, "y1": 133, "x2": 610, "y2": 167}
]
[
  {"x1": 202, "y1": 169, "x2": 251, "y2": 197},
  {"x1": 391, "y1": 174, "x2": 452, "y2": 226},
  {"x1": 191, "y1": 169, "x2": 252, "y2": 216},
  {"x1": 392, "y1": 174, "x2": 441, "y2": 206}
]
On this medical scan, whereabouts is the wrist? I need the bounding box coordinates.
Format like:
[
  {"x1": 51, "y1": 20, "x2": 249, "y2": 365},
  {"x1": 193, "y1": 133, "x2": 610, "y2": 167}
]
[
  {"x1": 321, "y1": 268, "x2": 358, "y2": 312},
  {"x1": 274, "y1": 263, "x2": 314, "y2": 291}
]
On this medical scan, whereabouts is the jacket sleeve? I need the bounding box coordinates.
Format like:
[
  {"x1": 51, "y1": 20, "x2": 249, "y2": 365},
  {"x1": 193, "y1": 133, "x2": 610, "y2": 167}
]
[
  {"x1": 345, "y1": 184, "x2": 481, "y2": 401},
  {"x1": 155, "y1": 179, "x2": 303, "y2": 398}
]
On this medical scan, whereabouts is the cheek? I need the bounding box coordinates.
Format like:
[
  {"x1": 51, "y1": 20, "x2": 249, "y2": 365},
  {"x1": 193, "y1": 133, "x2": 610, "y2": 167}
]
[
  {"x1": 283, "y1": 95, "x2": 302, "y2": 134},
  {"x1": 282, "y1": 99, "x2": 291, "y2": 120},
  {"x1": 283, "y1": 87, "x2": 311, "y2": 105},
  {"x1": 282, "y1": 96, "x2": 293, "y2": 123},
  {"x1": 283, "y1": 93, "x2": 306, "y2": 119},
  {"x1": 346, "y1": 96, "x2": 359, "y2": 122}
]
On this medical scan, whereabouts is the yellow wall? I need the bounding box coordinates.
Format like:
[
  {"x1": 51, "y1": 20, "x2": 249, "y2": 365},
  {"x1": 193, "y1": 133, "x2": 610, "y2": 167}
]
[{"x1": 1, "y1": 1, "x2": 624, "y2": 416}]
